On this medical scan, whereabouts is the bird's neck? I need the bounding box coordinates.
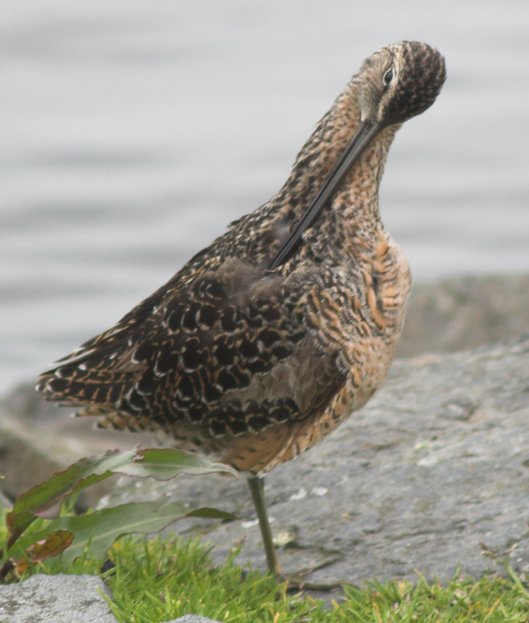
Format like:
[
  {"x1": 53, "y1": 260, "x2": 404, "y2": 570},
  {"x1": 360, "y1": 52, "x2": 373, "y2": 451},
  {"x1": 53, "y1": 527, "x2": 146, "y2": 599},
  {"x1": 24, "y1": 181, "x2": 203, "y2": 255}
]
[{"x1": 273, "y1": 82, "x2": 399, "y2": 256}]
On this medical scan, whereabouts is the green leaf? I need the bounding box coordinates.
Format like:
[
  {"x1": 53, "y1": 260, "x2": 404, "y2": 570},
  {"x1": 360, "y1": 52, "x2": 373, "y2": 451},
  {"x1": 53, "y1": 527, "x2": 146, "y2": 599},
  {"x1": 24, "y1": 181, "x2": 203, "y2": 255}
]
[
  {"x1": 116, "y1": 448, "x2": 239, "y2": 480},
  {"x1": 11, "y1": 503, "x2": 235, "y2": 563},
  {"x1": 186, "y1": 507, "x2": 237, "y2": 520},
  {"x1": 6, "y1": 446, "x2": 237, "y2": 552},
  {"x1": 6, "y1": 448, "x2": 137, "y2": 546}
]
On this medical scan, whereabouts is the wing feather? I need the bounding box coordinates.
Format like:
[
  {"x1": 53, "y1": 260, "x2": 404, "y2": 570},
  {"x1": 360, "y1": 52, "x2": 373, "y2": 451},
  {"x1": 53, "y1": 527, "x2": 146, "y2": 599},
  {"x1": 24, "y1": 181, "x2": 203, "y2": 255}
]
[{"x1": 37, "y1": 258, "x2": 345, "y2": 438}]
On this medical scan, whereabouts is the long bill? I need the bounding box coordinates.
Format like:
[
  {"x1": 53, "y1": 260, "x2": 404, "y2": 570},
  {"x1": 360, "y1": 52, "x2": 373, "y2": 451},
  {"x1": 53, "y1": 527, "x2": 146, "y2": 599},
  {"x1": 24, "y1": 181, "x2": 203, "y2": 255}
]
[{"x1": 269, "y1": 119, "x2": 382, "y2": 270}]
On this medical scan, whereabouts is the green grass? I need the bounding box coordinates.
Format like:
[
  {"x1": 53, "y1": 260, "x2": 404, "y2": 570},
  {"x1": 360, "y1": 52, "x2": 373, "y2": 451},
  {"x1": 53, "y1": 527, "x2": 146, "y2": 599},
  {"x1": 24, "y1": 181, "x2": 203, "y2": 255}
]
[{"x1": 2, "y1": 505, "x2": 529, "y2": 622}]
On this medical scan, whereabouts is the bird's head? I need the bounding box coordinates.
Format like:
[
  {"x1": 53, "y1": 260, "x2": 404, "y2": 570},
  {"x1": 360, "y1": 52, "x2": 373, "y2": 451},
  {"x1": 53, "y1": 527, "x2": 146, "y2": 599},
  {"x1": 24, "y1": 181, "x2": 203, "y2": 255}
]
[
  {"x1": 356, "y1": 40, "x2": 446, "y2": 126},
  {"x1": 270, "y1": 41, "x2": 446, "y2": 269}
]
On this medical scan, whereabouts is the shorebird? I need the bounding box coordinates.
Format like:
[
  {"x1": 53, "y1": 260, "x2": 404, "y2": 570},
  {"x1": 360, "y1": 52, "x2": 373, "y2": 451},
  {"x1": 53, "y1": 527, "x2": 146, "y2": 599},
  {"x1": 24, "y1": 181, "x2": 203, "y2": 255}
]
[{"x1": 37, "y1": 41, "x2": 445, "y2": 579}]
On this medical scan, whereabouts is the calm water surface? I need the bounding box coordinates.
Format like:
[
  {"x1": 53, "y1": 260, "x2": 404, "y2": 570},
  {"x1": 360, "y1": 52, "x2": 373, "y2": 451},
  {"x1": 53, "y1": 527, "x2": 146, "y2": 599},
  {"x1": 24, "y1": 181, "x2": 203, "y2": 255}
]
[{"x1": 1, "y1": 0, "x2": 529, "y2": 391}]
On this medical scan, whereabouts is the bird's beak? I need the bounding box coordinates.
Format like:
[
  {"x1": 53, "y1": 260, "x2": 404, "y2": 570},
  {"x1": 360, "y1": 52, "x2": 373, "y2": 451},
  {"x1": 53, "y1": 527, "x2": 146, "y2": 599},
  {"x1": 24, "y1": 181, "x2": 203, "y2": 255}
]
[{"x1": 270, "y1": 120, "x2": 382, "y2": 269}]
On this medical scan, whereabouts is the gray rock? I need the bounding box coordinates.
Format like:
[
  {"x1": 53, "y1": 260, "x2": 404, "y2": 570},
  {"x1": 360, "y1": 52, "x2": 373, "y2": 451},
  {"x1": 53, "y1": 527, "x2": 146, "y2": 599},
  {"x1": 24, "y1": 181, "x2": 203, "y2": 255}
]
[
  {"x1": 0, "y1": 386, "x2": 154, "y2": 502},
  {"x1": 400, "y1": 273, "x2": 529, "y2": 357},
  {"x1": 0, "y1": 490, "x2": 11, "y2": 510},
  {"x1": 101, "y1": 334, "x2": 529, "y2": 585},
  {"x1": 0, "y1": 414, "x2": 66, "y2": 501},
  {"x1": 0, "y1": 410, "x2": 126, "y2": 508},
  {"x1": 164, "y1": 617, "x2": 221, "y2": 623},
  {"x1": 0, "y1": 383, "x2": 155, "y2": 462},
  {"x1": 0, "y1": 574, "x2": 118, "y2": 623}
]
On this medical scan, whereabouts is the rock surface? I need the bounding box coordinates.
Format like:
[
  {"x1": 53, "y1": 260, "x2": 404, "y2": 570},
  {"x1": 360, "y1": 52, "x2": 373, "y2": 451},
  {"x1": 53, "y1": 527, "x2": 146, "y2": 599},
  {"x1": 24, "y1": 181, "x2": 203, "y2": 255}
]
[
  {"x1": 400, "y1": 273, "x2": 529, "y2": 357},
  {"x1": 0, "y1": 574, "x2": 221, "y2": 623},
  {"x1": 0, "y1": 387, "x2": 154, "y2": 502},
  {"x1": 0, "y1": 574, "x2": 118, "y2": 623},
  {"x1": 0, "y1": 416, "x2": 65, "y2": 502},
  {"x1": 100, "y1": 333, "x2": 529, "y2": 586}
]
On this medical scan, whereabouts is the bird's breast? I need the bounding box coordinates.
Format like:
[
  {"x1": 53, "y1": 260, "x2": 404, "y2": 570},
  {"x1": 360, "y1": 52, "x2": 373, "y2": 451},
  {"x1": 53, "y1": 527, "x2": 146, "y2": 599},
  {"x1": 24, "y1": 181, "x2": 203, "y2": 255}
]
[{"x1": 311, "y1": 228, "x2": 411, "y2": 412}]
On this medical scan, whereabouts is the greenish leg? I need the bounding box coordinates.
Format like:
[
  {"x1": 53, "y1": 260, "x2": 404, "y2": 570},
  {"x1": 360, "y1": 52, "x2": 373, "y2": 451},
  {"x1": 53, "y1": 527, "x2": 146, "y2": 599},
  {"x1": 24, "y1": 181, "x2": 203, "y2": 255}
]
[{"x1": 247, "y1": 475, "x2": 281, "y2": 577}]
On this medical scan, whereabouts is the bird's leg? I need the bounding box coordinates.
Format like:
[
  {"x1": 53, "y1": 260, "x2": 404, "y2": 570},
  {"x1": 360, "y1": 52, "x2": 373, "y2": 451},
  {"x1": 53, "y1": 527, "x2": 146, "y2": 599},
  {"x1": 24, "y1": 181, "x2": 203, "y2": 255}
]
[
  {"x1": 247, "y1": 474, "x2": 281, "y2": 577},
  {"x1": 247, "y1": 476, "x2": 345, "y2": 592}
]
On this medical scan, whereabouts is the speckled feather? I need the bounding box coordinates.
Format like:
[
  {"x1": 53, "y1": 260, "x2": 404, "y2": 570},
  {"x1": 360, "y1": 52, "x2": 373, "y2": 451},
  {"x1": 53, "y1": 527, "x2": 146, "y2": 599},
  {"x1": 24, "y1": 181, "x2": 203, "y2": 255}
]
[{"x1": 37, "y1": 41, "x2": 446, "y2": 474}]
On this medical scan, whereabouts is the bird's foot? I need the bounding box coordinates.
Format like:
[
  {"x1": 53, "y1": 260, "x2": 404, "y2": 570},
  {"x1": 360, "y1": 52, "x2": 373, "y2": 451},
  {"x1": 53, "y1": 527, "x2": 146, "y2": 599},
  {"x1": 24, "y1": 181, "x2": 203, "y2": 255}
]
[{"x1": 275, "y1": 556, "x2": 345, "y2": 592}]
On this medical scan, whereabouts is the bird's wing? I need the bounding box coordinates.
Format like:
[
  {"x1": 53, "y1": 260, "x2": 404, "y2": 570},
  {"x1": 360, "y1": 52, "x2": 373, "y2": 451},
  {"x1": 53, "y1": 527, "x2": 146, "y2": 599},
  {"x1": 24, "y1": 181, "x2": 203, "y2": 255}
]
[{"x1": 37, "y1": 257, "x2": 347, "y2": 438}]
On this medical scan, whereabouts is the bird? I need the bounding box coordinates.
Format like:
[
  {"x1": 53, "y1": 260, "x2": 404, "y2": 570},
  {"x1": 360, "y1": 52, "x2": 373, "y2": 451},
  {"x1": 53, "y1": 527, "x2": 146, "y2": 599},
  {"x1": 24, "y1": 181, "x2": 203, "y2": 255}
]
[{"x1": 37, "y1": 41, "x2": 446, "y2": 580}]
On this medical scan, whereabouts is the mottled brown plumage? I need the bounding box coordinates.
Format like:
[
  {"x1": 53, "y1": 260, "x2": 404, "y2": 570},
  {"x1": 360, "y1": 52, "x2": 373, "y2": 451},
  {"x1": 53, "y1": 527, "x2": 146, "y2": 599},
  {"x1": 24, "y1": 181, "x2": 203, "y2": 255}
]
[
  {"x1": 38, "y1": 41, "x2": 445, "y2": 473},
  {"x1": 37, "y1": 41, "x2": 445, "y2": 576}
]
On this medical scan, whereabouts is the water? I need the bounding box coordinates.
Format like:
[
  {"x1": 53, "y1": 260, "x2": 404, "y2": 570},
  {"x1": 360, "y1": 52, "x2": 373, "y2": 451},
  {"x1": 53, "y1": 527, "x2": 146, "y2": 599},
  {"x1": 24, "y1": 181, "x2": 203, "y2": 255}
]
[{"x1": 1, "y1": 0, "x2": 529, "y2": 392}]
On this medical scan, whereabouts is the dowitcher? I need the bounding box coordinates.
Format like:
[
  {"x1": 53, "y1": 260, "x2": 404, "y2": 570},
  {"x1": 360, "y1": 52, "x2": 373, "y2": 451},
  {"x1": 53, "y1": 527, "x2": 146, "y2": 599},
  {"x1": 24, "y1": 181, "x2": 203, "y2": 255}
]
[{"x1": 37, "y1": 41, "x2": 446, "y2": 579}]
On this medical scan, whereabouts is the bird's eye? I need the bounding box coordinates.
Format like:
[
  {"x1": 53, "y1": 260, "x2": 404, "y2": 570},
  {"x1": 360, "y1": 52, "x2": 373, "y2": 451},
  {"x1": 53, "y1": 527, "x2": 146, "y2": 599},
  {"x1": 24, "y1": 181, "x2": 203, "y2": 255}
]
[{"x1": 383, "y1": 68, "x2": 394, "y2": 87}]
